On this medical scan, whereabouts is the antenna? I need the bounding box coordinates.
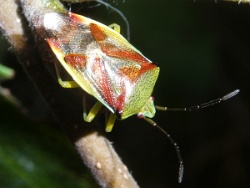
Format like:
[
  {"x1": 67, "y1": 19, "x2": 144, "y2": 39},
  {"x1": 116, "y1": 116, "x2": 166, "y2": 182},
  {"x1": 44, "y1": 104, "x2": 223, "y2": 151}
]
[
  {"x1": 144, "y1": 117, "x2": 184, "y2": 183},
  {"x1": 95, "y1": 0, "x2": 131, "y2": 40},
  {"x1": 155, "y1": 89, "x2": 240, "y2": 111},
  {"x1": 145, "y1": 89, "x2": 239, "y2": 183}
]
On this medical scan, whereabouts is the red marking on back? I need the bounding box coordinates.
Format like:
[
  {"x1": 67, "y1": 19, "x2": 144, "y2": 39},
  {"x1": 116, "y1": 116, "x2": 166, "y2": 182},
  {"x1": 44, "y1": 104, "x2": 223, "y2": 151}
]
[
  {"x1": 92, "y1": 57, "x2": 126, "y2": 112},
  {"x1": 89, "y1": 23, "x2": 107, "y2": 41},
  {"x1": 92, "y1": 57, "x2": 114, "y2": 107},
  {"x1": 139, "y1": 61, "x2": 157, "y2": 75},
  {"x1": 116, "y1": 88, "x2": 126, "y2": 116},
  {"x1": 68, "y1": 12, "x2": 86, "y2": 24},
  {"x1": 104, "y1": 46, "x2": 148, "y2": 64},
  {"x1": 64, "y1": 54, "x2": 87, "y2": 68},
  {"x1": 88, "y1": 22, "x2": 157, "y2": 80},
  {"x1": 99, "y1": 43, "x2": 157, "y2": 81},
  {"x1": 118, "y1": 66, "x2": 140, "y2": 82}
]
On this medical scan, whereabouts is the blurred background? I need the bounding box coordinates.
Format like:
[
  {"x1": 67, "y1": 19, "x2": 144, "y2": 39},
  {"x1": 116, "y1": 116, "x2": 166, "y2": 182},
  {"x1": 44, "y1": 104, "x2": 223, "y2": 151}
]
[{"x1": 0, "y1": 0, "x2": 249, "y2": 187}]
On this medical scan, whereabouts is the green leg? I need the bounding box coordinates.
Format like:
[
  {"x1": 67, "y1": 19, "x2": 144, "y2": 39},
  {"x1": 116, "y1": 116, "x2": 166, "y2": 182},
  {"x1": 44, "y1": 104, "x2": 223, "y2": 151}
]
[
  {"x1": 54, "y1": 61, "x2": 104, "y2": 124},
  {"x1": 54, "y1": 61, "x2": 79, "y2": 88},
  {"x1": 105, "y1": 113, "x2": 116, "y2": 132},
  {"x1": 54, "y1": 60, "x2": 108, "y2": 127},
  {"x1": 83, "y1": 98, "x2": 116, "y2": 132},
  {"x1": 83, "y1": 99, "x2": 103, "y2": 123},
  {"x1": 109, "y1": 23, "x2": 121, "y2": 34}
]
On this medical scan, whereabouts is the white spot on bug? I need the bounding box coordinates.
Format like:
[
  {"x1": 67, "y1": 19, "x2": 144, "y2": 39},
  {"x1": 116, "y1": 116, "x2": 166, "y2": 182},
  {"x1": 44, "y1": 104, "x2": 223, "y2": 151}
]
[
  {"x1": 16, "y1": 18, "x2": 21, "y2": 23},
  {"x1": 44, "y1": 13, "x2": 62, "y2": 32}
]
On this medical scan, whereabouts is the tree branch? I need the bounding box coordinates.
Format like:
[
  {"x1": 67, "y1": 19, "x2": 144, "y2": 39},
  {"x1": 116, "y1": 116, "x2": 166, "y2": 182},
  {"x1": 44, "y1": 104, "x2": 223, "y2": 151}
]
[{"x1": 0, "y1": 0, "x2": 138, "y2": 187}]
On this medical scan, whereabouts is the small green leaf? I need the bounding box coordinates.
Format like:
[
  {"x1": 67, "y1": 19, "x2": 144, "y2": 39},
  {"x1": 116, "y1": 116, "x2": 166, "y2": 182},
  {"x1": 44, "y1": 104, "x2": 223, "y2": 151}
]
[{"x1": 0, "y1": 63, "x2": 14, "y2": 80}]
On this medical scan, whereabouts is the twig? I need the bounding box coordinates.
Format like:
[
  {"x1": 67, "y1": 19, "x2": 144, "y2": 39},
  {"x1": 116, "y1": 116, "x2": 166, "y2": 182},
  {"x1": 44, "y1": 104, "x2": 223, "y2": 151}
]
[{"x1": 0, "y1": 0, "x2": 139, "y2": 187}]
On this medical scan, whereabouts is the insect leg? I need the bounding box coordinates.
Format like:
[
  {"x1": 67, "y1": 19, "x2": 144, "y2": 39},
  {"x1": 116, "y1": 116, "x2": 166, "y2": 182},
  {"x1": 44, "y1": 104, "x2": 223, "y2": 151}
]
[
  {"x1": 83, "y1": 98, "x2": 103, "y2": 123},
  {"x1": 54, "y1": 60, "x2": 79, "y2": 88},
  {"x1": 82, "y1": 97, "x2": 116, "y2": 131},
  {"x1": 108, "y1": 23, "x2": 120, "y2": 34},
  {"x1": 105, "y1": 113, "x2": 116, "y2": 132}
]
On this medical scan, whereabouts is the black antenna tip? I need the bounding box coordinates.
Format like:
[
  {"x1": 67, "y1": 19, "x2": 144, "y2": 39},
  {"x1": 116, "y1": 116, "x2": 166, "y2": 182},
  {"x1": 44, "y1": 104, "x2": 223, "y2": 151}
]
[{"x1": 178, "y1": 162, "x2": 184, "y2": 183}]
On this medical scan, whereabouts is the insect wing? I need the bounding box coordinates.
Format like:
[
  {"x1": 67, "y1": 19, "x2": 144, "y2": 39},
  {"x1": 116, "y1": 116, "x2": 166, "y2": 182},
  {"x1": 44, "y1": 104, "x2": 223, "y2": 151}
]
[{"x1": 44, "y1": 13, "x2": 159, "y2": 119}]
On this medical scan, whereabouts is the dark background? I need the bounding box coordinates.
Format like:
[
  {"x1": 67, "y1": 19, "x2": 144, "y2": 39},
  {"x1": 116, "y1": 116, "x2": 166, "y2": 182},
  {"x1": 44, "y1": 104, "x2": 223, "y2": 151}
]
[{"x1": 0, "y1": 0, "x2": 249, "y2": 187}]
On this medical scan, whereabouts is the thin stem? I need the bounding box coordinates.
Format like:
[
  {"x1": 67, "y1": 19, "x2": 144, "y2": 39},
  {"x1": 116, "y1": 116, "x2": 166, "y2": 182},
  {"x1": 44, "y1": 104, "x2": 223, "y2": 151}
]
[{"x1": 0, "y1": 0, "x2": 138, "y2": 187}]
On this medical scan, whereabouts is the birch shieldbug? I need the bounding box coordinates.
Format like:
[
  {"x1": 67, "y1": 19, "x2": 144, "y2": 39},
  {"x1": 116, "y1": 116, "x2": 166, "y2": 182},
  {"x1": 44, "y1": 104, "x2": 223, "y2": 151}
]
[
  {"x1": 44, "y1": 12, "x2": 239, "y2": 183},
  {"x1": 44, "y1": 12, "x2": 160, "y2": 132}
]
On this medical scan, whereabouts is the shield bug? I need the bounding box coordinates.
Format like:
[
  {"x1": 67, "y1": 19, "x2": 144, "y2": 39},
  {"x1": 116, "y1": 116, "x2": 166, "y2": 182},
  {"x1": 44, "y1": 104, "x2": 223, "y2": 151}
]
[{"x1": 44, "y1": 12, "x2": 239, "y2": 183}]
